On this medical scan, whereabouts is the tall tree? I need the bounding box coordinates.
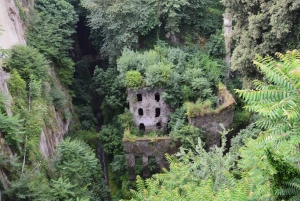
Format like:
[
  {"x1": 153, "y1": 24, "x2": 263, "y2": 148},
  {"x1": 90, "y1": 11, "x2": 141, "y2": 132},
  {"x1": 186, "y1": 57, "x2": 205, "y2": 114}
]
[
  {"x1": 222, "y1": 0, "x2": 300, "y2": 82},
  {"x1": 27, "y1": 0, "x2": 78, "y2": 85},
  {"x1": 54, "y1": 138, "x2": 109, "y2": 200}
]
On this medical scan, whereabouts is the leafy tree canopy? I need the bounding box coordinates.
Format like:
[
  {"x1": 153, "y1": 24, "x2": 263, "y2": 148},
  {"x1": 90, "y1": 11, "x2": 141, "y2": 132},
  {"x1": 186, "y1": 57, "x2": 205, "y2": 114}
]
[
  {"x1": 27, "y1": 0, "x2": 78, "y2": 85},
  {"x1": 81, "y1": 0, "x2": 224, "y2": 60},
  {"x1": 222, "y1": 0, "x2": 300, "y2": 81},
  {"x1": 117, "y1": 45, "x2": 227, "y2": 107}
]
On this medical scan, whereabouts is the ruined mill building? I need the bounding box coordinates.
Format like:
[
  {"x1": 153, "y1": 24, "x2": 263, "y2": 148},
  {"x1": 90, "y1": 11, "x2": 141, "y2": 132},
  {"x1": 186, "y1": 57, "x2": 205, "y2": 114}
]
[
  {"x1": 127, "y1": 87, "x2": 172, "y2": 134},
  {"x1": 124, "y1": 86, "x2": 235, "y2": 180}
]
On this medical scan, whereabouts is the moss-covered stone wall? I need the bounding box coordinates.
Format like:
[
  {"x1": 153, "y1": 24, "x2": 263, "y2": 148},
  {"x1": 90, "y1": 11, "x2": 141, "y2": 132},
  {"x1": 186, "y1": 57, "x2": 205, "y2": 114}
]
[{"x1": 123, "y1": 137, "x2": 180, "y2": 180}]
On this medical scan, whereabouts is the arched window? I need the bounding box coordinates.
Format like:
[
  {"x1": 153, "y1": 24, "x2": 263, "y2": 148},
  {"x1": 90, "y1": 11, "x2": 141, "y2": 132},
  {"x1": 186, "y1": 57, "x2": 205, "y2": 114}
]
[
  {"x1": 139, "y1": 123, "x2": 145, "y2": 131},
  {"x1": 138, "y1": 108, "x2": 143, "y2": 115},
  {"x1": 155, "y1": 108, "x2": 160, "y2": 117},
  {"x1": 156, "y1": 122, "x2": 162, "y2": 129}
]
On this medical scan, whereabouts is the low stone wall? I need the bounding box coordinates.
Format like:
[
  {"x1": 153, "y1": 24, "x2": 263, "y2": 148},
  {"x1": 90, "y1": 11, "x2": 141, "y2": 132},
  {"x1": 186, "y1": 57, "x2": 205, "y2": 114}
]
[{"x1": 123, "y1": 137, "x2": 180, "y2": 180}]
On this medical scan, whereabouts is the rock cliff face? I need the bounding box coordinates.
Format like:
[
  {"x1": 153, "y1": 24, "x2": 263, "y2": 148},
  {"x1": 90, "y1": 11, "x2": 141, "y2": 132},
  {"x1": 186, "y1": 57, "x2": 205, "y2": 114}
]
[
  {"x1": 0, "y1": 0, "x2": 26, "y2": 49},
  {"x1": 0, "y1": 0, "x2": 71, "y2": 159}
]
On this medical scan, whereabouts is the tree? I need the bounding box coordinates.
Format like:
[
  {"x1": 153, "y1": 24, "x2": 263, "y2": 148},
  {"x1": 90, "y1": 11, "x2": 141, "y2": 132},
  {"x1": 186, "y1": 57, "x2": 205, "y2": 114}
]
[
  {"x1": 222, "y1": 0, "x2": 300, "y2": 81},
  {"x1": 81, "y1": 0, "x2": 158, "y2": 61},
  {"x1": 54, "y1": 138, "x2": 109, "y2": 200},
  {"x1": 27, "y1": 0, "x2": 78, "y2": 85},
  {"x1": 6, "y1": 45, "x2": 49, "y2": 82}
]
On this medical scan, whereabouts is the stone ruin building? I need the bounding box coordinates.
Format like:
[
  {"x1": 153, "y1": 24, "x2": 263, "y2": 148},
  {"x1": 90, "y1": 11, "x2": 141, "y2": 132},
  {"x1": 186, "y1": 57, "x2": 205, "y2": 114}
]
[
  {"x1": 125, "y1": 87, "x2": 179, "y2": 180},
  {"x1": 124, "y1": 86, "x2": 235, "y2": 180},
  {"x1": 123, "y1": 138, "x2": 180, "y2": 180},
  {"x1": 188, "y1": 86, "x2": 235, "y2": 149},
  {"x1": 127, "y1": 87, "x2": 172, "y2": 134}
]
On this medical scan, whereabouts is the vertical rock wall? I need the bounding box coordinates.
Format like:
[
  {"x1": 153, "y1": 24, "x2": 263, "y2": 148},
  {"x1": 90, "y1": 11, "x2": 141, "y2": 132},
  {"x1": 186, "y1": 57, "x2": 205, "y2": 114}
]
[{"x1": 0, "y1": 0, "x2": 26, "y2": 49}]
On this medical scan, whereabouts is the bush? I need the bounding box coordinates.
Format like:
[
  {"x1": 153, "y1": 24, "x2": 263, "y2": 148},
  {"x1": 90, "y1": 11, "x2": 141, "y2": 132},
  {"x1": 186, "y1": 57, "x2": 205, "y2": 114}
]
[
  {"x1": 7, "y1": 69, "x2": 26, "y2": 98},
  {"x1": 205, "y1": 29, "x2": 226, "y2": 58},
  {"x1": 184, "y1": 99, "x2": 214, "y2": 118},
  {"x1": 145, "y1": 62, "x2": 173, "y2": 88},
  {"x1": 50, "y1": 87, "x2": 66, "y2": 110},
  {"x1": 6, "y1": 45, "x2": 49, "y2": 82},
  {"x1": 125, "y1": 70, "x2": 144, "y2": 89}
]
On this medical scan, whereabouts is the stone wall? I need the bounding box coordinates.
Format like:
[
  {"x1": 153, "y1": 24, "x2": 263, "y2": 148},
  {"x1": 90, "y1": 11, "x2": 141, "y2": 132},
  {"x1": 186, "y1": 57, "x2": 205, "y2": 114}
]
[
  {"x1": 123, "y1": 137, "x2": 180, "y2": 180},
  {"x1": 188, "y1": 87, "x2": 235, "y2": 149},
  {"x1": 127, "y1": 87, "x2": 172, "y2": 134}
]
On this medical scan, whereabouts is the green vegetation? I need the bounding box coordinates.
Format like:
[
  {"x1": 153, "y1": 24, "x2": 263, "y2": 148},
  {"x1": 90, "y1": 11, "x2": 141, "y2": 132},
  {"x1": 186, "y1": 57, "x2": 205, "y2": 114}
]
[
  {"x1": 117, "y1": 45, "x2": 227, "y2": 108},
  {"x1": 128, "y1": 50, "x2": 300, "y2": 200},
  {"x1": 222, "y1": 0, "x2": 300, "y2": 82},
  {"x1": 27, "y1": 0, "x2": 78, "y2": 85},
  {"x1": 2, "y1": 0, "x2": 300, "y2": 200},
  {"x1": 81, "y1": 0, "x2": 224, "y2": 61},
  {"x1": 125, "y1": 71, "x2": 144, "y2": 90},
  {"x1": 6, "y1": 45, "x2": 48, "y2": 82}
]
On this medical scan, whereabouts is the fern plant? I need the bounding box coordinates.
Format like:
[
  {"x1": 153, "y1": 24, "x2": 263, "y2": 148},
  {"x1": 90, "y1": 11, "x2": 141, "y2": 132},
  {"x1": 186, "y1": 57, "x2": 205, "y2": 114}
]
[
  {"x1": 236, "y1": 50, "x2": 300, "y2": 199},
  {"x1": 236, "y1": 50, "x2": 300, "y2": 136}
]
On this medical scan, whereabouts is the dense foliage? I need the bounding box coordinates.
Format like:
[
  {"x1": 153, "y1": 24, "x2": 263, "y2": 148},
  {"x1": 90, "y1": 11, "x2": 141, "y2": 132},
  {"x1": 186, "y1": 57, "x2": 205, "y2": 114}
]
[
  {"x1": 128, "y1": 51, "x2": 300, "y2": 200},
  {"x1": 27, "y1": 0, "x2": 78, "y2": 85},
  {"x1": 222, "y1": 0, "x2": 300, "y2": 82},
  {"x1": 81, "y1": 0, "x2": 224, "y2": 61},
  {"x1": 3, "y1": 0, "x2": 300, "y2": 200},
  {"x1": 117, "y1": 45, "x2": 227, "y2": 108}
]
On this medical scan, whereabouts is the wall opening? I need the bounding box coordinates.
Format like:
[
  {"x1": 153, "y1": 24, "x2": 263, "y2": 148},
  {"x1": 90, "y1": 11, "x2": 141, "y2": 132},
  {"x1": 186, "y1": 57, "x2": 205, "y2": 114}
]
[
  {"x1": 139, "y1": 123, "x2": 145, "y2": 131},
  {"x1": 134, "y1": 156, "x2": 143, "y2": 175},
  {"x1": 138, "y1": 108, "x2": 143, "y2": 116},
  {"x1": 156, "y1": 122, "x2": 162, "y2": 129},
  {"x1": 137, "y1": 94, "x2": 142, "y2": 101},
  {"x1": 155, "y1": 108, "x2": 160, "y2": 117},
  {"x1": 155, "y1": 93, "x2": 160, "y2": 102}
]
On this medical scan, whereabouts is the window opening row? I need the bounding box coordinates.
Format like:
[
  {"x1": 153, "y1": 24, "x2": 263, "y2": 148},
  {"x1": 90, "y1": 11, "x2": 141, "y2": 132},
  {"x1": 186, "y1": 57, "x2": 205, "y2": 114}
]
[
  {"x1": 137, "y1": 93, "x2": 160, "y2": 102},
  {"x1": 138, "y1": 108, "x2": 160, "y2": 117},
  {"x1": 139, "y1": 122, "x2": 162, "y2": 131}
]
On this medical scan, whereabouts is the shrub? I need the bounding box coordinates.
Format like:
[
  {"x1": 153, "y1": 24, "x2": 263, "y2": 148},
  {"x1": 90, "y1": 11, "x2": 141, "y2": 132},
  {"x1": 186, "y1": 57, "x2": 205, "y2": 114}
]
[
  {"x1": 125, "y1": 70, "x2": 144, "y2": 89},
  {"x1": 7, "y1": 69, "x2": 26, "y2": 98},
  {"x1": 145, "y1": 62, "x2": 173, "y2": 88},
  {"x1": 50, "y1": 87, "x2": 66, "y2": 110},
  {"x1": 6, "y1": 45, "x2": 49, "y2": 82},
  {"x1": 184, "y1": 99, "x2": 214, "y2": 118}
]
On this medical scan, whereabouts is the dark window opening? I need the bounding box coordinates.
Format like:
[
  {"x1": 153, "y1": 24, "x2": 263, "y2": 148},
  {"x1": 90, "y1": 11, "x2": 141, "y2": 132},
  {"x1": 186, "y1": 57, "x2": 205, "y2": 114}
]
[
  {"x1": 155, "y1": 93, "x2": 160, "y2": 102},
  {"x1": 137, "y1": 94, "x2": 142, "y2": 101},
  {"x1": 138, "y1": 108, "x2": 143, "y2": 115},
  {"x1": 155, "y1": 108, "x2": 160, "y2": 117},
  {"x1": 156, "y1": 122, "x2": 162, "y2": 129},
  {"x1": 139, "y1": 123, "x2": 145, "y2": 131}
]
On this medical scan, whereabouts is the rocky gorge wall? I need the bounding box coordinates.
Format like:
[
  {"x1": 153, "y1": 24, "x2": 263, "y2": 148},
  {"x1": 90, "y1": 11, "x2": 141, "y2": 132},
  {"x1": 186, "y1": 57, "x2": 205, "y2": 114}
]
[
  {"x1": 0, "y1": 0, "x2": 71, "y2": 160},
  {"x1": 0, "y1": 0, "x2": 26, "y2": 49}
]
